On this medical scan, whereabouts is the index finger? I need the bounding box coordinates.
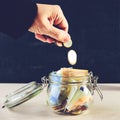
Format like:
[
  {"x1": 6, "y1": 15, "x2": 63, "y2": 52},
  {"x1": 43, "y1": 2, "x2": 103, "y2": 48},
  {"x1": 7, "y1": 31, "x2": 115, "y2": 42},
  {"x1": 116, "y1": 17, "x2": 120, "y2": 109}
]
[{"x1": 53, "y1": 7, "x2": 69, "y2": 32}]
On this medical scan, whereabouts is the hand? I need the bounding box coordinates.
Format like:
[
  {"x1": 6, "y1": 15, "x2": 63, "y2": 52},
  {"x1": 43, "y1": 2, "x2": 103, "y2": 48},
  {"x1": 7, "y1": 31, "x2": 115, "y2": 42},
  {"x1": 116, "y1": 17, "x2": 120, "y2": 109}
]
[{"x1": 29, "y1": 4, "x2": 71, "y2": 47}]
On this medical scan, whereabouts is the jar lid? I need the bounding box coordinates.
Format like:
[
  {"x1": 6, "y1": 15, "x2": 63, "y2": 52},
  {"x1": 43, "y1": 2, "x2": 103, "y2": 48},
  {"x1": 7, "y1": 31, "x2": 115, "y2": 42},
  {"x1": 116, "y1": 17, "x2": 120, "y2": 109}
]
[{"x1": 2, "y1": 81, "x2": 45, "y2": 108}]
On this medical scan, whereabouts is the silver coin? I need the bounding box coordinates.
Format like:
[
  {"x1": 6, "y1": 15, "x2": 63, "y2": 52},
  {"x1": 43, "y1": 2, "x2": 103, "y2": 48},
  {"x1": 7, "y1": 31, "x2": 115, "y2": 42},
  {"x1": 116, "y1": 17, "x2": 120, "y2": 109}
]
[{"x1": 68, "y1": 49, "x2": 77, "y2": 65}]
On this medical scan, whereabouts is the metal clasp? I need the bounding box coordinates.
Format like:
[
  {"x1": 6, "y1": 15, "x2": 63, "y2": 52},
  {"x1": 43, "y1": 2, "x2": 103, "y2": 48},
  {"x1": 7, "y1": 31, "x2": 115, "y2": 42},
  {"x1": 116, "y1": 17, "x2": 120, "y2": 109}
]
[
  {"x1": 41, "y1": 76, "x2": 49, "y2": 87},
  {"x1": 89, "y1": 72, "x2": 103, "y2": 100}
]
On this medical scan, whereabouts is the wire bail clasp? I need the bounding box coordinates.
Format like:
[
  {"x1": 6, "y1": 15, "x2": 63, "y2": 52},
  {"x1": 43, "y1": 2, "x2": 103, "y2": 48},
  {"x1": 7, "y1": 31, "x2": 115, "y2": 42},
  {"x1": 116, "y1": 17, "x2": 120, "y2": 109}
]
[
  {"x1": 89, "y1": 72, "x2": 103, "y2": 100},
  {"x1": 41, "y1": 76, "x2": 49, "y2": 88}
]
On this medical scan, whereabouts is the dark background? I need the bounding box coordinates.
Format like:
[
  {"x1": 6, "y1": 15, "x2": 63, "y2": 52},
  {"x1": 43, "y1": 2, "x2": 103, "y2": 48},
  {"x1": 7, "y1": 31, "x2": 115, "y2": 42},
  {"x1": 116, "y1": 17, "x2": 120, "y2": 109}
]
[{"x1": 0, "y1": 0, "x2": 120, "y2": 83}]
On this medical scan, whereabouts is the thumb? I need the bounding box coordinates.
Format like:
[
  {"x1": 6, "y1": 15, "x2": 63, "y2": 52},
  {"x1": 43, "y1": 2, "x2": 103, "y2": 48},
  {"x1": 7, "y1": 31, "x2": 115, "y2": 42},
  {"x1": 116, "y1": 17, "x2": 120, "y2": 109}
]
[{"x1": 46, "y1": 25, "x2": 71, "y2": 43}]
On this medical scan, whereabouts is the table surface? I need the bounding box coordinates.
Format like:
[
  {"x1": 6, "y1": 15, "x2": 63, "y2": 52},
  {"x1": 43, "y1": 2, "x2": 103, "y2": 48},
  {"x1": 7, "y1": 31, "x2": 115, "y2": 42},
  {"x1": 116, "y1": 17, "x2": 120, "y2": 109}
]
[{"x1": 0, "y1": 83, "x2": 120, "y2": 120}]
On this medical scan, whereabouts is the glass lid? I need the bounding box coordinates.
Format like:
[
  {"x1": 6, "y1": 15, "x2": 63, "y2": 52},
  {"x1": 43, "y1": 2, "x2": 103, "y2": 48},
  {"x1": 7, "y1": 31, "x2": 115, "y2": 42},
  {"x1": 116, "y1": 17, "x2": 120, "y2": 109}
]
[{"x1": 2, "y1": 81, "x2": 44, "y2": 108}]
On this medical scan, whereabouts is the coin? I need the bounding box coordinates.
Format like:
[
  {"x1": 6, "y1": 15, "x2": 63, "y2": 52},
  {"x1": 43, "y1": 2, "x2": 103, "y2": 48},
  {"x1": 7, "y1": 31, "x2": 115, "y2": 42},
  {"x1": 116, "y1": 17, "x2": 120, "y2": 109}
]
[
  {"x1": 67, "y1": 49, "x2": 77, "y2": 65},
  {"x1": 63, "y1": 39, "x2": 72, "y2": 48}
]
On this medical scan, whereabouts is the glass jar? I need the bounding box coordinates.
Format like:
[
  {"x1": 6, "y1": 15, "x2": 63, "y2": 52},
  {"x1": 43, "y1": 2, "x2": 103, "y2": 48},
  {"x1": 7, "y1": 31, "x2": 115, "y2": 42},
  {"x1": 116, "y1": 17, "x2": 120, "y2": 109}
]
[
  {"x1": 3, "y1": 72, "x2": 103, "y2": 115},
  {"x1": 46, "y1": 71, "x2": 102, "y2": 115}
]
